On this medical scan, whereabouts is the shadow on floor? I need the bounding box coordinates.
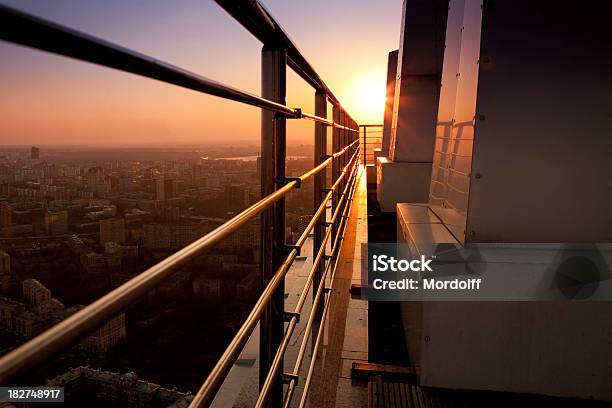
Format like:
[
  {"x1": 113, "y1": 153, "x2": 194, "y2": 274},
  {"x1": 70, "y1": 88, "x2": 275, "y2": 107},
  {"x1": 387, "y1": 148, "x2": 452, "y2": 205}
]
[{"x1": 366, "y1": 183, "x2": 410, "y2": 366}]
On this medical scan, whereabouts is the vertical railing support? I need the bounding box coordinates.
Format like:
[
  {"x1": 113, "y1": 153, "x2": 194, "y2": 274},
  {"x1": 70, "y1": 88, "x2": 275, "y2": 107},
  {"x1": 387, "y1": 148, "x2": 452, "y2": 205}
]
[
  {"x1": 313, "y1": 90, "x2": 327, "y2": 320},
  {"x1": 260, "y1": 45, "x2": 286, "y2": 408},
  {"x1": 362, "y1": 125, "x2": 367, "y2": 166},
  {"x1": 341, "y1": 111, "x2": 347, "y2": 199}
]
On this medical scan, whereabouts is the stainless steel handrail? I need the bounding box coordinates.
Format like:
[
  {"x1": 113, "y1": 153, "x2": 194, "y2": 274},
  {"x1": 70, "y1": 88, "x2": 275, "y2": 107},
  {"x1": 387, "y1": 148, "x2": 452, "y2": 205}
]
[
  {"x1": 213, "y1": 0, "x2": 357, "y2": 124},
  {"x1": 0, "y1": 2, "x2": 363, "y2": 407},
  {"x1": 360, "y1": 124, "x2": 383, "y2": 166},
  {"x1": 253, "y1": 151, "x2": 360, "y2": 408},
  {"x1": 0, "y1": 141, "x2": 358, "y2": 385},
  {"x1": 189, "y1": 148, "x2": 360, "y2": 408},
  {"x1": 0, "y1": 4, "x2": 358, "y2": 133},
  {"x1": 297, "y1": 157, "x2": 360, "y2": 408}
]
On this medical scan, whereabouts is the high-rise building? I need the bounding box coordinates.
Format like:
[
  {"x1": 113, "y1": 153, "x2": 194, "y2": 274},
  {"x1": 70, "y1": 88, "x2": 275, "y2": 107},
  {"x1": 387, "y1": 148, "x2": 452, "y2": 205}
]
[
  {"x1": 99, "y1": 218, "x2": 125, "y2": 245},
  {"x1": 156, "y1": 177, "x2": 175, "y2": 202},
  {"x1": 30, "y1": 146, "x2": 39, "y2": 160},
  {"x1": 225, "y1": 183, "x2": 250, "y2": 208},
  {"x1": 44, "y1": 210, "x2": 68, "y2": 236},
  {"x1": 0, "y1": 201, "x2": 11, "y2": 227},
  {"x1": 86, "y1": 166, "x2": 105, "y2": 185},
  {"x1": 65, "y1": 308, "x2": 126, "y2": 353},
  {"x1": 192, "y1": 164, "x2": 204, "y2": 186},
  {"x1": 23, "y1": 279, "x2": 51, "y2": 307}
]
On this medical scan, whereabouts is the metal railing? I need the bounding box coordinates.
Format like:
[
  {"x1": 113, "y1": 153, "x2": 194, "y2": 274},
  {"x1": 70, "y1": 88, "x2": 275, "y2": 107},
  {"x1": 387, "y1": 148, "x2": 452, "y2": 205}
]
[
  {"x1": 0, "y1": 2, "x2": 361, "y2": 408},
  {"x1": 360, "y1": 124, "x2": 383, "y2": 166}
]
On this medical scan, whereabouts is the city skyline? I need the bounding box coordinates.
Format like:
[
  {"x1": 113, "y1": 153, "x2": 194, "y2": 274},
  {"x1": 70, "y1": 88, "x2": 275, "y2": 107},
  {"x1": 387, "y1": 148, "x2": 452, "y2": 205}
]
[{"x1": 0, "y1": 0, "x2": 400, "y2": 146}]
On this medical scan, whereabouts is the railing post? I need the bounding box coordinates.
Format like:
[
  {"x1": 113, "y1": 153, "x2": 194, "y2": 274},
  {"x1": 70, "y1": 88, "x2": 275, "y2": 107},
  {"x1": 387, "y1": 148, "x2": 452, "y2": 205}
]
[
  {"x1": 313, "y1": 90, "x2": 327, "y2": 320},
  {"x1": 341, "y1": 110, "x2": 348, "y2": 191},
  {"x1": 363, "y1": 125, "x2": 367, "y2": 166},
  {"x1": 332, "y1": 106, "x2": 340, "y2": 243},
  {"x1": 261, "y1": 45, "x2": 286, "y2": 408}
]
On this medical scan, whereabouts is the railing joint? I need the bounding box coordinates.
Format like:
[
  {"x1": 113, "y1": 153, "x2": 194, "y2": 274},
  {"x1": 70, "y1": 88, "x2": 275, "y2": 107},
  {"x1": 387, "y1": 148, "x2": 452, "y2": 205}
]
[
  {"x1": 283, "y1": 311, "x2": 300, "y2": 323},
  {"x1": 282, "y1": 372, "x2": 299, "y2": 385},
  {"x1": 291, "y1": 108, "x2": 302, "y2": 119},
  {"x1": 322, "y1": 221, "x2": 333, "y2": 227},
  {"x1": 275, "y1": 242, "x2": 301, "y2": 256},
  {"x1": 323, "y1": 254, "x2": 333, "y2": 261},
  {"x1": 275, "y1": 177, "x2": 302, "y2": 189}
]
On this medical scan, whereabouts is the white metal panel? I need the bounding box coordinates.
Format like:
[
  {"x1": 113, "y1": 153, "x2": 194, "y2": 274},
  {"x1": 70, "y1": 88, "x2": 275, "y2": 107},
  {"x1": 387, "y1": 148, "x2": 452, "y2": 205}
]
[
  {"x1": 429, "y1": 0, "x2": 482, "y2": 242},
  {"x1": 466, "y1": 0, "x2": 612, "y2": 242}
]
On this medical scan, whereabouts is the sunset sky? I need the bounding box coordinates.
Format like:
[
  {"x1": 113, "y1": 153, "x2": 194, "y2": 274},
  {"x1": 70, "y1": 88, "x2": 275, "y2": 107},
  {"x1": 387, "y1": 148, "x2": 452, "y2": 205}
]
[{"x1": 0, "y1": 0, "x2": 401, "y2": 147}]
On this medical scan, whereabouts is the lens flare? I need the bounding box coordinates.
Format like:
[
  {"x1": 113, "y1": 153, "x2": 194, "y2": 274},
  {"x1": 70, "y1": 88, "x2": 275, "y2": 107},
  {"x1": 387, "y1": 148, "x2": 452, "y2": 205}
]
[{"x1": 344, "y1": 70, "x2": 387, "y2": 124}]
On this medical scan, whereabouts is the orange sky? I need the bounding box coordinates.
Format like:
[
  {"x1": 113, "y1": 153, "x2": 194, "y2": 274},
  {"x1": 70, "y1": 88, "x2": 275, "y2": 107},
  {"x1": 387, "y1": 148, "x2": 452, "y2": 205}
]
[{"x1": 0, "y1": 0, "x2": 400, "y2": 146}]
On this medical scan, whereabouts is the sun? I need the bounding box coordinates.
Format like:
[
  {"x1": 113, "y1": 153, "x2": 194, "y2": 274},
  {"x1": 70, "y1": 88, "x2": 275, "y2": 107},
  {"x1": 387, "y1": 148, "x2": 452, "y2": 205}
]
[{"x1": 344, "y1": 70, "x2": 387, "y2": 124}]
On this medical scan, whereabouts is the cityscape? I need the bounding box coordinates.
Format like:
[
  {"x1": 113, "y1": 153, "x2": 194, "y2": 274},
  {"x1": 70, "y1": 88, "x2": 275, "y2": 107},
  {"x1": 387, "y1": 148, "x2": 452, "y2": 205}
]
[{"x1": 0, "y1": 143, "x2": 316, "y2": 405}]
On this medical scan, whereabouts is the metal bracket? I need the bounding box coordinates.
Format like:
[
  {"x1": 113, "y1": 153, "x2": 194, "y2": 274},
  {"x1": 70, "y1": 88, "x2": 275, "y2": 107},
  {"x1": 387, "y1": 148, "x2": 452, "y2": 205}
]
[
  {"x1": 282, "y1": 372, "x2": 299, "y2": 385},
  {"x1": 323, "y1": 254, "x2": 333, "y2": 261},
  {"x1": 322, "y1": 221, "x2": 333, "y2": 227},
  {"x1": 291, "y1": 108, "x2": 302, "y2": 119},
  {"x1": 324, "y1": 287, "x2": 333, "y2": 293},
  {"x1": 275, "y1": 242, "x2": 301, "y2": 256},
  {"x1": 276, "y1": 177, "x2": 302, "y2": 189},
  {"x1": 283, "y1": 311, "x2": 300, "y2": 323}
]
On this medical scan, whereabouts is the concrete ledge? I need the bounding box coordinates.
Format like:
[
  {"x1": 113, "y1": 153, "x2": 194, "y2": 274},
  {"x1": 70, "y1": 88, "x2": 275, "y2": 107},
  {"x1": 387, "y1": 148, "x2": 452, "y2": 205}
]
[{"x1": 376, "y1": 157, "x2": 431, "y2": 212}]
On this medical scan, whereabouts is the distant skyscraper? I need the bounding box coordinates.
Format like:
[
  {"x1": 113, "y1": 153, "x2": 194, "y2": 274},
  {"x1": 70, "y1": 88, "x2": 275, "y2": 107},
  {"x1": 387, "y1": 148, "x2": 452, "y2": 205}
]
[
  {"x1": 99, "y1": 218, "x2": 126, "y2": 245},
  {"x1": 225, "y1": 183, "x2": 250, "y2": 208},
  {"x1": 156, "y1": 177, "x2": 175, "y2": 202},
  {"x1": 86, "y1": 166, "x2": 105, "y2": 185},
  {"x1": 192, "y1": 164, "x2": 203, "y2": 186},
  {"x1": 31, "y1": 146, "x2": 40, "y2": 160},
  {"x1": 0, "y1": 201, "x2": 11, "y2": 227}
]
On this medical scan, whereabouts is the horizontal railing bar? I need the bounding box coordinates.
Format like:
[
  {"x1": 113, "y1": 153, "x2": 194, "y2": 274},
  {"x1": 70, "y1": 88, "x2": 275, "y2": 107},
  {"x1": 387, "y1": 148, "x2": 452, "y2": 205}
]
[
  {"x1": 299, "y1": 156, "x2": 333, "y2": 183},
  {"x1": 290, "y1": 158, "x2": 359, "y2": 363},
  {"x1": 254, "y1": 152, "x2": 359, "y2": 408},
  {"x1": 213, "y1": 0, "x2": 356, "y2": 123},
  {"x1": 189, "y1": 247, "x2": 299, "y2": 408},
  {"x1": 0, "y1": 147, "x2": 361, "y2": 383},
  {"x1": 0, "y1": 5, "x2": 364, "y2": 407},
  {"x1": 191, "y1": 149, "x2": 359, "y2": 408},
  {"x1": 295, "y1": 152, "x2": 358, "y2": 249},
  {"x1": 0, "y1": 3, "x2": 363, "y2": 131},
  {"x1": 0, "y1": 4, "x2": 299, "y2": 118},
  {"x1": 0, "y1": 177, "x2": 296, "y2": 384},
  {"x1": 288, "y1": 162, "x2": 360, "y2": 408},
  {"x1": 333, "y1": 140, "x2": 359, "y2": 159},
  {"x1": 359, "y1": 124, "x2": 384, "y2": 127},
  {"x1": 298, "y1": 161, "x2": 360, "y2": 407},
  {"x1": 301, "y1": 112, "x2": 359, "y2": 133}
]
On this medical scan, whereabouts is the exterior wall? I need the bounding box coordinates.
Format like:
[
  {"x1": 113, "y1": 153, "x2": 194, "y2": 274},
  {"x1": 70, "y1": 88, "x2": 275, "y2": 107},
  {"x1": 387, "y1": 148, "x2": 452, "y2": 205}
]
[
  {"x1": 429, "y1": 0, "x2": 612, "y2": 243},
  {"x1": 407, "y1": 0, "x2": 612, "y2": 400},
  {"x1": 381, "y1": 50, "x2": 399, "y2": 155},
  {"x1": 389, "y1": 0, "x2": 449, "y2": 163}
]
